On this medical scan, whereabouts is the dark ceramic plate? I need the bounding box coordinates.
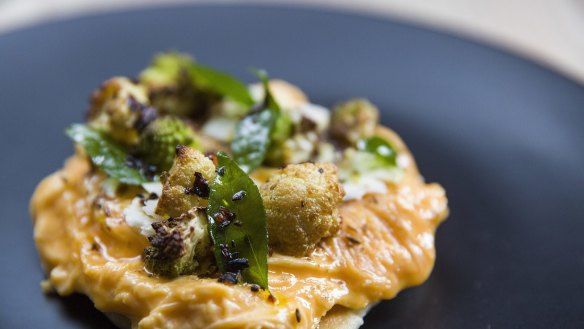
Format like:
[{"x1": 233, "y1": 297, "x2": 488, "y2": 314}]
[{"x1": 1, "y1": 5, "x2": 583, "y2": 329}]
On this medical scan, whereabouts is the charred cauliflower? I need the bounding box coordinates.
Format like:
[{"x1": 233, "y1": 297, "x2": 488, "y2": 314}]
[
  {"x1": 261, "y1": 163, "x2": 345, "y2": 256},
  {"x1": 137, "y1": 116, "x2": 200, "y2": 172},
  {"x1": 155, "y1": 146, "x2": 216, "y2": 217},
  {"x1": 143, "y1": 207, "x2": 212, "y2": 278},
  {"x1": 87, "y1": 77, "x2": 155, "y2": 145},
  {"x1": 331, "y1": 98, "x2": 379, "y2": 145}
]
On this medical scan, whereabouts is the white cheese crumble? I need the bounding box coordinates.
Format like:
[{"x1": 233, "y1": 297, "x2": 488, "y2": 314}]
[
  {"x1": 298, "y1": 103, "x2": 330, "y2": 132},
  {"x1": 202, "y1": 116, "x2": 238, "y2": 142},
  {"x1": 343, "y1": 176, "x2": 389, "y2": 201},
  {"x1": 141, "y1": 181, "x2": 163, "y2": 196},
  {"x1": 123, "y1": 197, "x2": 163, "y2": 237}
]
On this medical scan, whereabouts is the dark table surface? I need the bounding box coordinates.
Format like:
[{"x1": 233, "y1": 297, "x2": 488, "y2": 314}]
[{"x1": 0, "y1": 4, "x2": 583, "y2": 329}]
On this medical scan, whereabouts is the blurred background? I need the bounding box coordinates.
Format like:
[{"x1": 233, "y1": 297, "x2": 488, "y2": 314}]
[{"x1": 1, "y1": 0, "x2": 584, "y2": 83}]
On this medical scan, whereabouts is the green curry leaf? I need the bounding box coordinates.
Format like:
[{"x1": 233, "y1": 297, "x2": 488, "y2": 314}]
[
  {"x1": 357, "y1": 136, "x2": 398, "y2": 167},
  {"x1": 191, "y1": 64, "x2": 254, "y2": 106},
  {"x1": 207, "y1": 152, "x2": 269, "y2": 289},
  {"x1": 231, "y1": 108, "x2": 279, "y2": 173},
  {"x1": 65, "y1": 124, "x2": 148, "y2": 185},
  {"x1": 231, "y1": 70, "x2": 286, "y2": 173}
]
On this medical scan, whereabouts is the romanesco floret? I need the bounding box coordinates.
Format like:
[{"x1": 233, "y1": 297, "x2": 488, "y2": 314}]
[
  {"x1": 260, "y1": 163, "x2": 345, "y2": 256},
  {"x1": 139, "y1": 52, "x2": 218, "y2": 116},
  {"x1": 137, "y1": 116, "x2": 200, "y2": 173},
  {"x1": 87, "y1": 77, "x2": 155, "y2": 145},
  {"x1": 331, "y1": 98, "x2": 379, "y2": 145},
  {"x1": 143, "y1": 207, "x2": 212, "y2": 278}
]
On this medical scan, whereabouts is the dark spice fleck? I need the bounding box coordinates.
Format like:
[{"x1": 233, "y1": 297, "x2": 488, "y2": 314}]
[
  {"x1": 250, "y1": 284, "x2": 260, "y2": 292},
  {"x1": 232, "y1": 190, "x2": 246, "y2": 201},
  {"x1": 225, "y1": 258, "x2": 249, "y2": 272},
  {"x1": 185, "y1": 172, "x2": 210, "y2": 198},
  {"x1": 318, "y1": 167, "x2": 324, "y2": 174},
  {"x1": 216, "y1": 166, "x2": 225, "y2": 176},
  {"x1": 300, "y1": 200, "x2": 306, "y2": 208},
  {"x1": 267, "y1": 294, "x2": 277, "y2": 303},
  {"x1": 218, "y1": 272, "x2": 238, "y2": 284},
  {"x1": 214, "y1": 206, "x2": 236, "y2": 229},
  {"x1": 91, "y1": 243, "x2": 100, "y2": 251},
  {"x1": 346, "y1": 236, "x2": 361, "y2": 246},
  {"x1": 219, "y1": 244, "x2": 232, "y2": 260},
  {"x1": 295, "y1": 308, "x2": 301, "y2": 323}
]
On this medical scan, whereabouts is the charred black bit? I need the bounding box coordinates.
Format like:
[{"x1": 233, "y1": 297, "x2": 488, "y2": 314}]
[
  {"x1": 91, "y1": 243, "x2": 100, "y2": 251},
  {"x1": 250, "y1": 284, "x2": 260, "y2": 292},
  {"x1": 125, "y1": 154, "x2": 157, "y2": 180},
  {"x1": 346, "y1": 236, "x2": 361, "y2": 246},
  {"x1": 175, "y1": 144, "x2": 186, "y2": 156},
  {"x1": 214, "y1": 206, "x2": 236, "y2": 230},
  {"x1": 215, "y1": 166, "x2": 225, "y2": 176},
  {"x1": 231, "y1": 190, "x2": 246, "y2": 201},
  {"x1": 185, "y1": 172, "x2": 210, "y2": 198},
  {"x1": 218, "y1": 272, "x2": 238, "y2": 284},
  {"x1": 295, "y1": 308, "x2": 302, "y2": 323},
  {"x1": 217, "y1": 242, "x2": 250, "y2": 285},
  {"x1": 148, "y1": 219, "x2": 185, "y2": 260},
  {"x1": 299, "y1": 116, "x2": 318, "y2": 133},
  {"x1": 128, "y1": 95, "x2": 158, "y2": 130},
  {"x1": 226, "y1": 258, "x2": 249, "y2": 272},
  {"x1": 300, "y1": 200, "x2": 306, "y2": 208},
  {"x1": 318, "y1": 167, "x2": 324, "y2": 174}
]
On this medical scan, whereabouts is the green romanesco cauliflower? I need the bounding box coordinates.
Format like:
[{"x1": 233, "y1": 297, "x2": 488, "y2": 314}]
[
  {"x1": 143, "y1": 207, "x2": 212, "y2": 278},
  {"x1": 139, "y1": 52, "x2": 219, "y2": 116},
  {"x1": 138, "y1": 116, "x2": 200, "y2": 172}
]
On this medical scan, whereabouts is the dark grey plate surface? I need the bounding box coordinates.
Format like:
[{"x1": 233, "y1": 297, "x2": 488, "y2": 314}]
[{"x1": 0, "y1": 5, "x2": 583, "y2": 329}]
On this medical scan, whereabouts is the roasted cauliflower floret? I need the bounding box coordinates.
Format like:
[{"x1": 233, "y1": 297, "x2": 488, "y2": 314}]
[
  {"x1": 87, "y1": 77, "x2": 155, "y2": 145},
  {"x1": 155, "y1": 146, "x2": 216, "y2": 217},
  {"x1": 143, "y1": 207, "x2": 212, "y2": 278},
  {"x1": 331, "y1": 98, "x2": 379, "y2": 145},
  {"x1": 137, "y1": 116, "x2": 200, "y2": 173},
  {"x1": 261, "y1": 163, "x2": 345, "y2": 256},
  {"x1": 140, "y1": 52, "x2": 218, "y2": 116}
]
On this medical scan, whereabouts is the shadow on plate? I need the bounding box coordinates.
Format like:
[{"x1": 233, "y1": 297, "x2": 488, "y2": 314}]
[{"x1": 47, "y1": 293, "x2": 117, "y2": 329}]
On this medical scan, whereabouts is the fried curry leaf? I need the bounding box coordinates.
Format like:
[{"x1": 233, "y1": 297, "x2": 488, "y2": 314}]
[
  {"x1": 191, "y1": 64, "x2": 254, "y2": 106},
  {"x1": 65, "y1": 124, "x2": 148, "y2": 185},
  {"x1": 357, "y1": 136, "x2": 398, "y2": 167},
  {"x1": 231, "y1": 108, "x2": 279, "y2": 173},
  {"x1": 207, "y1": 152, "x2": 269, "y2": 289},
  {"x1": 231, "y1": 70, "x2": 285, "y2": 173}
]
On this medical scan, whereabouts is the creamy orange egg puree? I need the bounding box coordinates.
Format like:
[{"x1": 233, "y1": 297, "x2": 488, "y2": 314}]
[{"x1": 31, "y1": 127, "x2": 447, "y2": 329}]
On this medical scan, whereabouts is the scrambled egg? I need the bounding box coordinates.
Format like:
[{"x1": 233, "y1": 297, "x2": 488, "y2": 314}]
[{"x1": 31, "y1": 126, "x2": 447, "y2": 328}]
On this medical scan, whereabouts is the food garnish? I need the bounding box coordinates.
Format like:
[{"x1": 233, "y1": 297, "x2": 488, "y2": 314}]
[{"x1": 207, "y1": 152, "x2": 269, "y2": 289}]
